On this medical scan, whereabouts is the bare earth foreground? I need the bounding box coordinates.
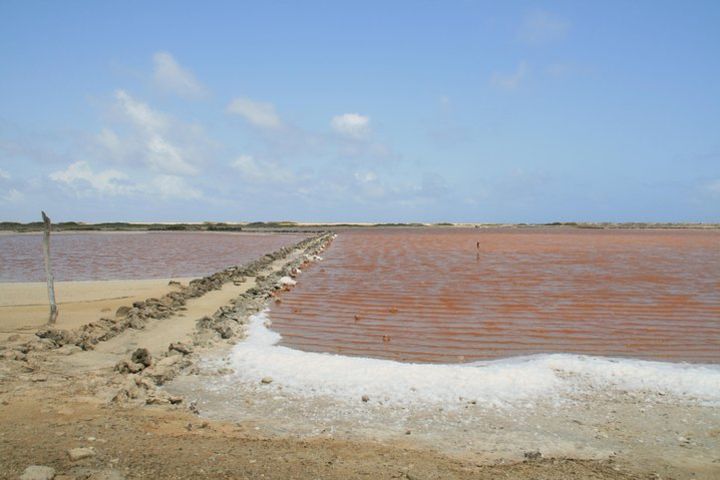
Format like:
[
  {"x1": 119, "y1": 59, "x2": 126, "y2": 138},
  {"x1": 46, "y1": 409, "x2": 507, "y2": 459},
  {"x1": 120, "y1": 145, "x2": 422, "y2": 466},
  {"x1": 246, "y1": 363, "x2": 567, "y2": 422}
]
[{"x1": 0, "y1": 231, "x2": 717, "y2": 479}]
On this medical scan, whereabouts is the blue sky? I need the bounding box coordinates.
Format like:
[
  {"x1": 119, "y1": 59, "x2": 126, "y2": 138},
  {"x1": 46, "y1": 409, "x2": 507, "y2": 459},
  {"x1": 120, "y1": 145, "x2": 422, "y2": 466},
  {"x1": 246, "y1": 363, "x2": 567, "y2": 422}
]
[{"x1": 0, "y1": 1, "x2": 718, "y2": 223}]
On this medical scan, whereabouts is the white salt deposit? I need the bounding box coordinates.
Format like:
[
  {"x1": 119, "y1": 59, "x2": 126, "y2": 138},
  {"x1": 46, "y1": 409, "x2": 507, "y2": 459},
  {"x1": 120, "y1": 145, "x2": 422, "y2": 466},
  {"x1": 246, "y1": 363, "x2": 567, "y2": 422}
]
[
  {"x1": 277, "y1": 276, "x2": 297, "y2": 286},
  {"x1": 226, "y1": 310, "x2": 720, "y2": 408}
]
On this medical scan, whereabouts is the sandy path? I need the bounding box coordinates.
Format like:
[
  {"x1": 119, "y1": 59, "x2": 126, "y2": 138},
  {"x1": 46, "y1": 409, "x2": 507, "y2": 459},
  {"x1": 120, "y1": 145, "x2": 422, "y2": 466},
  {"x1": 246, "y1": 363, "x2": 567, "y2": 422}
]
[
  {"x1": 63, "y1": 249, "x2": 306, "y2": 371},
  {"x1": 0, "y1": 279, "x2": 193, "y2": 338}
]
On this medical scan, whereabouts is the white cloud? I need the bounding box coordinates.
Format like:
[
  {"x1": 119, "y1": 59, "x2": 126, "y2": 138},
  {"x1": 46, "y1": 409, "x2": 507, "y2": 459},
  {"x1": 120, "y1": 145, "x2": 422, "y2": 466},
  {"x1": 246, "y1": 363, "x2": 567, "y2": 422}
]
[
  {"x1": 0, "y1": 169, "x2": 10, "y2": 180},
  {"x1": 114, "y1": 89, "x2": 168, "y2": 132},
  {"x1": 111, "y1": 90, "x2": 198, "y2": 175},
  {"x1": 1, "y1": 188, "x2": 24, "y2": 203},
  {"x1": 96, "y1": 128, "x2": 122, "y2": 153},
  {"x1": 490, "y1": 61, "x2": 528, "y2": 90},
  {"x1": 50, "y1": 161, "x2": 135, "y2": 196},
  {"x1": 150, "y1": 174, "x2": 202, "y2": 199},
  {"x1": 352, "y1": 171, "x2": 386, "y2": 199},
  {"x1": 49, "y1": 161, "x2": 203, "y2": 200},
  {"x1": 230, "y1": 155, "x2": 297, "y2": 184},
  {"x1": 226, "y1": 97, "x2": 282, "y2": 128},
  {"x1": 331, "y1": 113, "x2": 370, "y2": 138},
  {"x1": 518, "y1": 10, "x2": 569, "y2": 45},
  {"x1": 152, "y1": 52, "x2": 207, "y2": 98},
  {"x1": 146, "y1": 134, "x2": 196, "y2": 175}
]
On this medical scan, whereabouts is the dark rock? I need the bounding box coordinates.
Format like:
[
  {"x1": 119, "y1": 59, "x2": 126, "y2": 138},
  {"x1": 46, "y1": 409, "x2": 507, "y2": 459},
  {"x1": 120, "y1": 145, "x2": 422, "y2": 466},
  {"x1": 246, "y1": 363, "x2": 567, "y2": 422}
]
[
  {"x1": 115, "y1": 360, "x2": 145, "y2": 373},
  {"x1": 215, "y1": 325, "x2": 233, "y2": 339},
  {"x1": 128, "y1": 318, "x2": 146, "y2": 329},
  {"x1": 36, "y1": 329, "x2": 77, "y2": 346},
  {"x1": 131, "y1": 348, "x2": 152, "y2": 367},
  {"x1": 523, "y1": 450, "x2": 542, "y2": 461}
]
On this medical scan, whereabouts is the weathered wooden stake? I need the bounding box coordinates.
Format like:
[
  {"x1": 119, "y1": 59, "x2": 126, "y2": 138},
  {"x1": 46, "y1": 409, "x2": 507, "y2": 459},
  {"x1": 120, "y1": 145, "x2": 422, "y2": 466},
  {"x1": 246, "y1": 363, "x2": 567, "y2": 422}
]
[{"x1": 41, "y1": 211, "x2": 58, "y2": 324}]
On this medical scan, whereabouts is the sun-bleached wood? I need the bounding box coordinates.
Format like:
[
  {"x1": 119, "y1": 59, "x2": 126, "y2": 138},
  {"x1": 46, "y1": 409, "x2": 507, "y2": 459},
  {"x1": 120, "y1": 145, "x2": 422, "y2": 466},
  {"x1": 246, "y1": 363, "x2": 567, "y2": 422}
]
[{"x1": 41, "y1": 211, "x2": 58, "y2": 324}]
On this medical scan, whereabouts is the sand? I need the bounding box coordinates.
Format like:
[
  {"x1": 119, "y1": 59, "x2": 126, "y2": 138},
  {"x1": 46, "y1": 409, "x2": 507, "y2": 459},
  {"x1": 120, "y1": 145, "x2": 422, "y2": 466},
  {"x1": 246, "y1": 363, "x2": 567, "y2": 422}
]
[{"x1": 0, "y1": 278, "x2": 193, "y2": 339}]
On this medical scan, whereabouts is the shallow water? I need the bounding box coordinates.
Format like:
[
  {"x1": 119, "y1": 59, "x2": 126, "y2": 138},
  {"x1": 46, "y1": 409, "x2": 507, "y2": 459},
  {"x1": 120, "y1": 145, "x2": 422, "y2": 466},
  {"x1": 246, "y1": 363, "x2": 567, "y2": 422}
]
[
  {"x1": 270, "y1": 228, "x2": 720, "y2": 363},
  {"x1": 0, "y1": 231, "x2": 307, "y2": 282}
]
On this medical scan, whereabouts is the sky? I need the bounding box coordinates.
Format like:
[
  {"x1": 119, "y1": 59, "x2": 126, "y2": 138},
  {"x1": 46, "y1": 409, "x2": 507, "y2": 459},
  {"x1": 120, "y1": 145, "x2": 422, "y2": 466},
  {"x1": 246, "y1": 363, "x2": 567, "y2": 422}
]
[{"x1": 0, "y1": 1, "x2": 719, "y2": 223}]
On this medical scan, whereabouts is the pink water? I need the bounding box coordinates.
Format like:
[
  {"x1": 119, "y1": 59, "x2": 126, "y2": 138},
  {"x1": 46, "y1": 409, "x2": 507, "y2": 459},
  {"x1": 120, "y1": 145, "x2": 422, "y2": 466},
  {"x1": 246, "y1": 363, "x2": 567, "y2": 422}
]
[
  {"x1": 0, "y1": 232, "x2": 308, "y2": 282},
  {"x1": 270, "y1": 228, "x2": 720, "y2": 363}
]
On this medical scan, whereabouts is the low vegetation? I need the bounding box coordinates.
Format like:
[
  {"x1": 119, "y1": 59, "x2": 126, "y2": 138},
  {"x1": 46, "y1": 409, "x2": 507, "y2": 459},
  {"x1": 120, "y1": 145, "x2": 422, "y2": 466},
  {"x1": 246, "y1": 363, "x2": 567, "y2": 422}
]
[{"x1": 1, "y1": 220, "x2": 718, "y2": 233}]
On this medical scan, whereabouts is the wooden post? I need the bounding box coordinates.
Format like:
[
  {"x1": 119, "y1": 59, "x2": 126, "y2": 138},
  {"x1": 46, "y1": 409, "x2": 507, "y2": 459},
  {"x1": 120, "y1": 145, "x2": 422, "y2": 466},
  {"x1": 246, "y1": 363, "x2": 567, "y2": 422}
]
[{"x1": 41, "y1": 211, "x2": 58, "y2": 324}]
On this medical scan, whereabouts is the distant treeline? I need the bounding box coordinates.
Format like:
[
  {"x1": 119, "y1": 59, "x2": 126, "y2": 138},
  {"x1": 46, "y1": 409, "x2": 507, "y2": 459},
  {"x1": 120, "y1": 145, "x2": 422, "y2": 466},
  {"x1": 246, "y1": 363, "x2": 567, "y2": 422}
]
[
  {"x1": 1, "y1": 221, "x2": 268, "y2": 233},
  {"x1": 1, "y1": 220, "x2": 717, "y2": 233}
]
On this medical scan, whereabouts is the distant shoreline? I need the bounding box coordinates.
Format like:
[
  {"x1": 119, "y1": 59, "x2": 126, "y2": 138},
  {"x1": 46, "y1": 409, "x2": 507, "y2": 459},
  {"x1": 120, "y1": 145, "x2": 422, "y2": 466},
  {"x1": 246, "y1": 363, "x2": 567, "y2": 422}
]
[{"x1": 1, "y1": 220, "x2": 719, "y2": 233}]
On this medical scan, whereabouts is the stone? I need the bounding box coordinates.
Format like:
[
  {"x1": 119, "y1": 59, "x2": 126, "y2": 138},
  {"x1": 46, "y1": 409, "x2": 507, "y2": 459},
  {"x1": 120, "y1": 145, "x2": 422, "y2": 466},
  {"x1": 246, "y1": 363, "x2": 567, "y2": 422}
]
[
  {"x1": 146, "y1": 393, "x2": 170, "y2": 405},
  {"x1": 68, "y1": 447, "x2": 95, "y2": 461},
  {"x1": 1, "y1": 350, "x2": 25, "y2": 361},
  {"x1": 168, "y1": 342, "x2": 193, "y2": 355},
  {"x1": 130, "y1": 348, "x2": 152, "y2": 367},
  {"x1": 260, "y1": 377, "x2": 273, "y2": 384},
  {"x1": 128, "y1": 318, "x2": 146, "y2": 330},
  {"x1": 361, "y1": 395, "x2": 370, "y2": 402},
  {"x1": 156, "y1": 355, "x2": 182, "y2": 368},
  {"x1": 87, "y1": 469, "x2": 125, "y2": 480},
  {"x1": 115, "y1": 306, "x2": 131, "y2": 317},
  {"x1": 56, "y1": 345, "x2": 82, "y2": 356},
  {"x1": 36, "y1": 328, "x2": 78, "y2": 346},
  {"x1": 523, "y1": 450, "x2": 542, "y2": 461},
  {"x1": 143, "y1": 356, "x2": 186, "y2": 384},
  {"x1": 116, "y1": 360, "x2": 145, "y2": 374},
  {"x1": 142, "y1": 366, "x2": 172, "y2": 385},
  {"x1": 215, "y1": 325, "x2": 233, "y2": 339},
  {"x1": 20, "y1": 465, "x2": 56, "y2": 480}
]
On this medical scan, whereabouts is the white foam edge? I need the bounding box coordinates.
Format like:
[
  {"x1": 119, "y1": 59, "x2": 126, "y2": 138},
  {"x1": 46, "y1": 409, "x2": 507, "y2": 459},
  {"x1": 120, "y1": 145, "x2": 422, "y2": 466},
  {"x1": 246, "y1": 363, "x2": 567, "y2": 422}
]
[{"x1": 221, "y1": 310, "x2": 720, "y2": 408}]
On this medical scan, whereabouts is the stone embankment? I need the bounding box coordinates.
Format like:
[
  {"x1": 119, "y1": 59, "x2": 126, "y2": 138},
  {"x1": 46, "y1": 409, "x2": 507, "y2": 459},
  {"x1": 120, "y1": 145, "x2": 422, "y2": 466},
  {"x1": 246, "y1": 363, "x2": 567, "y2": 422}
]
[
  {"x1": 0, "y1": 231, "x2": 335, "y2": 407},
  {"x1": 19, "y1": 232, "x2": 331, "y2": 351}
]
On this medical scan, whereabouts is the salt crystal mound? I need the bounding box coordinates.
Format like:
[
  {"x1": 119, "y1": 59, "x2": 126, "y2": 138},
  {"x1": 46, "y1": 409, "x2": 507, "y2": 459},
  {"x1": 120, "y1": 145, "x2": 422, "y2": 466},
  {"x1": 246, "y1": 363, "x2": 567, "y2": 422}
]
[
  {"x1": 226, "y1": 310, "x2": 720, "y2": 408},
  {"x1": 277, "y1": 276, "x2": 297, "y2": 286}
]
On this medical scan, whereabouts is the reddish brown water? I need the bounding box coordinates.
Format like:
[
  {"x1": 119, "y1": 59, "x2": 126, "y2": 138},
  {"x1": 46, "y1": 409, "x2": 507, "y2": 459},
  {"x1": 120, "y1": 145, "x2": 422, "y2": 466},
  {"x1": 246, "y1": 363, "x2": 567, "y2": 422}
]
[
  {"x1": 0, "y1": 232, "x2": 308, "y2": 282},
  {"x1": 270, "y1": 228, "x2": 720, "y2": 363}
]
